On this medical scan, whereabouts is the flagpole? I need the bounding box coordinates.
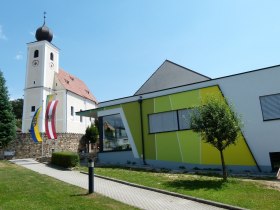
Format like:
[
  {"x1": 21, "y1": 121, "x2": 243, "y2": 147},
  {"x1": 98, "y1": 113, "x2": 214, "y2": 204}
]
[
  {"x1": 41, "y1": 134, "x2": 44, "y2": 157},
  {"x1": 42, "y1": 98, "x2": 44, "y2": 157}
]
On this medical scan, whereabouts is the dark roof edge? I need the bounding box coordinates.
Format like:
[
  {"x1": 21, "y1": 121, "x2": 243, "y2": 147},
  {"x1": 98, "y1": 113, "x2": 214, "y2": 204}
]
[{"x1": 102, "y1": 63, "x2": 280, "y2": 105}]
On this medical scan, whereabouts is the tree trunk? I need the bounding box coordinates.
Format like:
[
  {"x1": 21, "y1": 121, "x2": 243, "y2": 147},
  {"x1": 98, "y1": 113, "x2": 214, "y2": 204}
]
[{"x1": 219, "y1": 150, "x2": 227, "y2": 181}]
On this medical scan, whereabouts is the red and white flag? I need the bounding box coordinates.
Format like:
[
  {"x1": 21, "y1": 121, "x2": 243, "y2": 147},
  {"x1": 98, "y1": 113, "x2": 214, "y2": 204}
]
[{"x1": 45, "y1": 100, "x2": 58, "y2": 139}]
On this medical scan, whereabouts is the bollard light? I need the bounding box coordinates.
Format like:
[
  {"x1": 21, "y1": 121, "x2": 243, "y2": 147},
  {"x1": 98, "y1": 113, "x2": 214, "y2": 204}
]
[{"x1": 88, "y1": 158, "x2": 94, "y2": 194}]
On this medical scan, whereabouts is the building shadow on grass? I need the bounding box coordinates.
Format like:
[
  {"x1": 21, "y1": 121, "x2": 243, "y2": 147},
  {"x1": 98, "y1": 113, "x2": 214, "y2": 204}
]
[{"x1": 163, "y1": 179, "x2": 226, "y2": 191}]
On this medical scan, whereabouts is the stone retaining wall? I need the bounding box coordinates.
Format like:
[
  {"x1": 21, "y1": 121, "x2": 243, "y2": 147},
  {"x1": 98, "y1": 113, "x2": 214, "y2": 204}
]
[{"x1": 0, "y1": 133, "x2": 84, "y2": 159}]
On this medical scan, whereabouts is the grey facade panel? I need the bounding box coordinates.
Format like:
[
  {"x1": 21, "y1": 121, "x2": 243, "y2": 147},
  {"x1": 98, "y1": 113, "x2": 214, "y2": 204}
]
[{"x1": 135, "y1": 60, "x2": 210, "y2": 95}]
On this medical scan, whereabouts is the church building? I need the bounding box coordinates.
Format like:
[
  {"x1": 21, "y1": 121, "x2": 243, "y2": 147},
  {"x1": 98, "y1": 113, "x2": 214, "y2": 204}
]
[{"x1": 22, "y1": 18, "x2": 97, "y2": 134}]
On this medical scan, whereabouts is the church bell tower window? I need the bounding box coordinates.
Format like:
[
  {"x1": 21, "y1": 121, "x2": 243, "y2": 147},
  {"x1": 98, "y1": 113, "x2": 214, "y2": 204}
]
[
  {"x1": 50, "y1": 52, "x2": 54, "y2": 61},
  {"x1": 34, "y1": 50, "x2": 39, "y2": 58}
]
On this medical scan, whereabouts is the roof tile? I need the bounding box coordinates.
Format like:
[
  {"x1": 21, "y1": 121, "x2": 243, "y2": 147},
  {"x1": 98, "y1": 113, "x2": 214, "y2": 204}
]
[{"x1": 57, "y1": 69, "x2": 98, "y2": 104}]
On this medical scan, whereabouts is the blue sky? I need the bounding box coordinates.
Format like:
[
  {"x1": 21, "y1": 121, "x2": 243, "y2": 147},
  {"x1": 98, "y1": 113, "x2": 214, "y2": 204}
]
[{"x1": 1, "y1": 0, "x2": 280, "y2": 102}]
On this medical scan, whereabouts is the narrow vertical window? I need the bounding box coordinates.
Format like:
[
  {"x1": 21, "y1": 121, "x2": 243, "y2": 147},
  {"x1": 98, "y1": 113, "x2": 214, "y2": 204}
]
[
  {"x1": 34, "y1": 50, "x2": 39, "y2": 58},
  {"x1": 71, "y1": 106, "x2": 74, "y2": 116},
  {"x1": 50, "y1": 52, "x2": 54, "y2": 61},
  {"x1": 80, "y1": 109, "x2": 83, "y2": 122},
  {"x1": 31, "y1": 106, "x2": 35, "y2": 112}
]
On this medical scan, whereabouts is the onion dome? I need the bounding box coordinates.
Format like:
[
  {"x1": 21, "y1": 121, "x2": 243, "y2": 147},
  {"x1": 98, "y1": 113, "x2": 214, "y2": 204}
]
[{"x1": 35, "y1": 12, "x2": 53, "y2": 42}]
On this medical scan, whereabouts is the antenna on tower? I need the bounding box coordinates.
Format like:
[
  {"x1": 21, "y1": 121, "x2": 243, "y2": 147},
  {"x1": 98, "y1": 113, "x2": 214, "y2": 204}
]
[{"x1": 43, "y1": 11, "x2": 47, "y2": 25}]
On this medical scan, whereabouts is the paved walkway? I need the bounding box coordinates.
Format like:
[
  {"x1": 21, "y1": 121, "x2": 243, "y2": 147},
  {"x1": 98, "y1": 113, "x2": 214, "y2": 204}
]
[{"x1": 11, "y1": 159, "x2": 224, "y2": 210}]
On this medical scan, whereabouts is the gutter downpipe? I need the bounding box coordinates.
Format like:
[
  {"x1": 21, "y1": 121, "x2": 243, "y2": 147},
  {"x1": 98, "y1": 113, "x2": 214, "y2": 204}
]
[{"x1": 138, "y1": 96, "x2": 147, "y2": 165}]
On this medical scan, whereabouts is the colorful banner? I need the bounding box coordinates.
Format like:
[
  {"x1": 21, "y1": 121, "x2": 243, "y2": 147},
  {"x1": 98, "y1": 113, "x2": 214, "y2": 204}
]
[
  {"x1": 45, "y1": 99, "x2": 59, "y2": 139},
  {"x1": 30, "y1": 107, "x2": 43, "y2": 143}
]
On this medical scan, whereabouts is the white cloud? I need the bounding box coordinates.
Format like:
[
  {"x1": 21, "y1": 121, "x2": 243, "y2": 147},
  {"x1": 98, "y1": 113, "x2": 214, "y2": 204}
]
[
  {"x1": 14, "y1": 51, "x2": 23, "y2": 60},
  {"x1": 0, "y1": 25, "x2": 7, "y2": 40},
  {"x1": 29, "y1": 31, "x2": 35, "y2": 36}
]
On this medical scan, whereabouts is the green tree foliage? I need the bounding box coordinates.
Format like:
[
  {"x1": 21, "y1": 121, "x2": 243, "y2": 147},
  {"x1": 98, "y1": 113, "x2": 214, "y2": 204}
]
[
  {"x1": 191, "y1": 97, "x2": 242, "y2": 180},
  {"x1": 10, "y1": 98, "x2": 23, "y2": 119},
  {"x1": 10, "y1": 98, "x2": 23, "y2": 128},
  {"x1": 85, "y1": 124, "x2": 99, "y2": 144},
  {"x1": 0, "y1": 71, "x2": 16, "y2": 148}
]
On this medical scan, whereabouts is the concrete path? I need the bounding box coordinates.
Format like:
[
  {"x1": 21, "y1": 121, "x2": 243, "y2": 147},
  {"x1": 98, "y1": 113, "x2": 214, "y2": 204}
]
[{"x1": 10, "y1": 159, "x2": 224, "y2": 210}]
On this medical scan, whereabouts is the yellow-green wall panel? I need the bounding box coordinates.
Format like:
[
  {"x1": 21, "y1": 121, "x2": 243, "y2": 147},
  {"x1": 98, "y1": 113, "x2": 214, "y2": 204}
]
[
  {"x1": 223, "y1": 134, "x2": 256, "y2": 166},
  {"x1": 170, "y1": 90, "x2": 200, "y2": 110},
  {"x1": 156, "y1": 132, "x2": 182, "y2": 162},
  {"x1": 178, "y1": 130, "x2": 200, "y2": 164},
  {"x1": 122, "y1": 102, "x2": 142, "y2": 155},
  {"x1": 201, "y1": 141, "x2": 221, "y2": 165},
  {"x1": 199, "y1": 86, "x2": 224, "y2": 104},
  {"x1": 142, "y1": 99, "x2": 156, "y2": 159},
  {"x1": 154, "y1": 96, "x2": 172, "y2": 112}
]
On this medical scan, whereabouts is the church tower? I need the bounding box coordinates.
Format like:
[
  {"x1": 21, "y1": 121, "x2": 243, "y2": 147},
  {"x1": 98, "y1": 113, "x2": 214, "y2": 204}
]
[{"x1": 22, "y1": 15, "x2": 59, "y2": 133}]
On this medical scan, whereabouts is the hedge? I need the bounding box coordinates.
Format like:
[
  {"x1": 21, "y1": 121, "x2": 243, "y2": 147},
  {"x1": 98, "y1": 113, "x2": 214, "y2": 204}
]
[{"x1": 51, "y1": 151, "x2": 79, "y2": 168}]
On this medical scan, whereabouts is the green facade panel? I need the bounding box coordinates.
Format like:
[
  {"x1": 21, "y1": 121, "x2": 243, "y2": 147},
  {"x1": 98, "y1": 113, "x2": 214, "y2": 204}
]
[
  {"x1": 169, "y1": 90, "x2": 200, "y2": 110},
  {"x1": 121, "y1": 103, "x2": 142, "y2": 155},
  {"x1": 156, "y1": 132, "x2": 182, "y2": 162},
  {"x1": 154, "y1": 95, "x2": 172, "y2": 112},
  {"x1": 142, "y1": 99, "x2": 156, "y2": 159},
  {"x1": 178, "y1": 130, "x2": 201, "y2": 164},
  {"x1": 100, "y1": 85, "x2": 257, "y2": 169}
]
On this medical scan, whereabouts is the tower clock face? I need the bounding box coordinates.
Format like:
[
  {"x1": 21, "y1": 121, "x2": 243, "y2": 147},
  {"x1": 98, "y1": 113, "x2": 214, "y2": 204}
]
[
  {"x1": 32, "y1": 60, "x2": 39, "y2": 67},
  {"x1": 49, "y1": 62, "x2": 54, "y2": 68}
]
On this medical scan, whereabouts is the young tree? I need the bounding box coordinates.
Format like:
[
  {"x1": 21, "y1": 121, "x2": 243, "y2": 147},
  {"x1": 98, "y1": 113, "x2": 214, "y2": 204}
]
[
  {"x1": 191, "y1": 96, "x2": 242, "y2": 180},
  {"x1": 0, "y1": 71, "x2": 16, "y2": 148},
  {"x1": 84, "y1": 123, "x2": 99, "y2": 153}
]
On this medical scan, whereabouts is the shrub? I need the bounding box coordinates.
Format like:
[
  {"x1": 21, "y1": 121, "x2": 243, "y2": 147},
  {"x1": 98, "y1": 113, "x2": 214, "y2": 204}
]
[{"x1": 51, "y1": 151, "x2": 79, "y2": 168}]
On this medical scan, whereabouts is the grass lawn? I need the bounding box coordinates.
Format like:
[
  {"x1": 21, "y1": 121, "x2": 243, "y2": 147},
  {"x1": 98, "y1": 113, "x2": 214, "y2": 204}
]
[
  {"x1": 80, "y1": 166, "x2": 280, "y2": 210},
  {"x1": 0, "y1": 161, "x2": 138, "y2": 210}
]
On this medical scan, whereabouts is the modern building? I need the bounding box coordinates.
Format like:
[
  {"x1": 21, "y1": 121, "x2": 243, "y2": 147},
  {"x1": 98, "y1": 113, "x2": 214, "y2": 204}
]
[
  {"x1": 22, "y1": 19, "x2": 97, "y2": 134},
  {"x1": 78, "y1": 59, "x2": 280, "y2": 173}
]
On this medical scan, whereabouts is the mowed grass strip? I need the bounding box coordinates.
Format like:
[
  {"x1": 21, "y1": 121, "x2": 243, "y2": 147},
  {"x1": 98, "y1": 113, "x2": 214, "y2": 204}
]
[
  {"x1": 80, "y1": 166, "x2": 280, "y2": 210},
  {"x1": 0, "y1": 161, "x2": 138, "y2": 210}
]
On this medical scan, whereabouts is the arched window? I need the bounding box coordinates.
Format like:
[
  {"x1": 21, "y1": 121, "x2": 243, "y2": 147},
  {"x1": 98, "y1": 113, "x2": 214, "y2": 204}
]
[
  {"x1": 34, "y1": 50, "x2": 39, "y2": 58},
  {"x1": 50, "y1": 52, "x2": 54, "y2": 61}
]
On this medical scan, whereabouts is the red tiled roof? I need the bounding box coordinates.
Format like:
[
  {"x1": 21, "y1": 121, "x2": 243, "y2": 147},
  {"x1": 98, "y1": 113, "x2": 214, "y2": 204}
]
[{"x1": 57, "y1": 69, "x2": 98, "y2": 104}]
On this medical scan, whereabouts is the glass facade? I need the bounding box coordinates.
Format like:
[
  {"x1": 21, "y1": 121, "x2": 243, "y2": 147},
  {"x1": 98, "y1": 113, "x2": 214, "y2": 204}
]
[{"x1": 101, "y1": 114, "x2": 130, "y2": 152}]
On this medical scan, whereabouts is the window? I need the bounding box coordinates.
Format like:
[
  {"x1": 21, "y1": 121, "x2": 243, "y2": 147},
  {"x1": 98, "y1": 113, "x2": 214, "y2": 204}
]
[
  {"x1": 149, "y1": 111, "x2": 178, "y2": 133},
  {"x1": 50, "y1": 52, "x2": 54, "y2": 61},
  {"x1": 269, "y1": 152, "x2": 280, "y2": 172},
  {"x1": 101, "y1": 114, "x2": 129, "y2": 152},
  {"x1": 80, "y1": 109, "x2": 83, "y2": 122},
  {"x1": 148, "y1": 109, "x2": 196, "y2": 134},
  {"x1": 34, "y1": 50, "x2": 39, "y2": 58},
  {"x1": 178, "y1": 109, "x2": 195, "y2": 130},
  {"x1": 31, "y1": 106, "x2": 35, "y2": 112},
  {"x1": 71, "y1": 106, "x2": 74, "y2": 116},
  {"x1": 260, "y1": 93, "x2": 280, "y2": 121},
  {"x1": 33, "y1": 81, "x2": 35, "y2": 84}
]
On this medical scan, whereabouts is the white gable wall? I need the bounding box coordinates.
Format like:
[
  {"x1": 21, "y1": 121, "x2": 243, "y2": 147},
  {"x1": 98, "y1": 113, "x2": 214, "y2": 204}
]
[{"x1": 66, "y1": 91, "x2": 96, "y2": 134}]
